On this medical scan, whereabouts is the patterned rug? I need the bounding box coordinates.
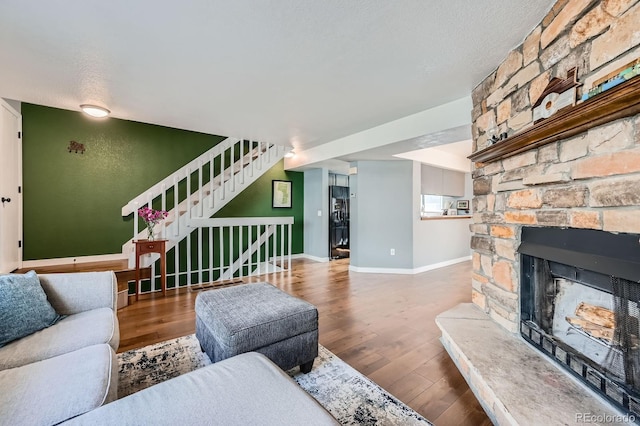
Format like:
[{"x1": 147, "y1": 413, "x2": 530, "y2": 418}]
[{"x1": 118, "y1": 334, "x2": 432, "y2": 425}]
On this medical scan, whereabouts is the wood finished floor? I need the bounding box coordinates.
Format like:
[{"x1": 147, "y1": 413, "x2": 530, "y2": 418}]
[{"x1": 116, "y1": 258, "x2": 491, "y2": 426}]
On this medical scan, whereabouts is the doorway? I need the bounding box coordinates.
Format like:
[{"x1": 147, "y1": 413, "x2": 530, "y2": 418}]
[
  {"x1": 0, "y1": 99, "x2": 22, "y2": 273},
  {"x1": 329, "y1": 174, "x2": 349, "y2": 260}
]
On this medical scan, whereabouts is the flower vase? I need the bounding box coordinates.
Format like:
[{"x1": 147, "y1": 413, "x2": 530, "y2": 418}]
[{"x1": 146, "y1": 225, "x2": 155, "y2": 241}]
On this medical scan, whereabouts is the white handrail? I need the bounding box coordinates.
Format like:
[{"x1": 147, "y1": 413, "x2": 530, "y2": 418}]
[
  {"x1": 123, "y1": 140, "x2": 290, "y2": 289},
  {"x1": 123, "y1": 141, "x2": 284, "y2": 249},
  {"x1": 134, "y1": 216, "x2": 295, "y2": 295},
  {"x1": 188, "y1": 217, "x2": 294, "y2": 227},
  {"x1": 121, "y1": 137, "x2": 239, "y2": 216},
  {"x1": 181, "y1": 216, "x2": 294, "y2": 284}
]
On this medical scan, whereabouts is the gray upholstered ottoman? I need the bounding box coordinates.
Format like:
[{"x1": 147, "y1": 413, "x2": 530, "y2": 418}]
[{"x1": 195, "y1": 282, "x2": 318, "y2": 373}]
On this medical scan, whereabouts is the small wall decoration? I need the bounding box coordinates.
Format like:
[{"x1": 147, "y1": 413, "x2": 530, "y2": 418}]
[
  {"x1": 456, "y1": 200, "x2": 469, "y2": 210},
  {"x1": 68, "y1": 141, "x2": 85, "y2": 154},
  {"x1": 272, "y1": 180, "x2": 292, "y2": 208},
  {"x1": 532, "y1": 67, "x2": 581, "y2": 124}
]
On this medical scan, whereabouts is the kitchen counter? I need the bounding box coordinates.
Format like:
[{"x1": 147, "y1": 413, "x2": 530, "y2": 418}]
[
  {"x1": 414, "y1": 215, "x2": 472, "y2": 268},
  {"x1": 421, "y1": 215, "x2": 472, "y2": 221}
]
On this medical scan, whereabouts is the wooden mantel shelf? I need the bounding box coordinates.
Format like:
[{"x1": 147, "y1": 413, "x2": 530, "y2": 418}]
[{"x1": 468, "y1": 76, "x2": 640, "y2": 164}]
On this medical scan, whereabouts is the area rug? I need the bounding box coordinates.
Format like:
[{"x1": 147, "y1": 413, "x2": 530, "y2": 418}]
[{"x1": 118, "y1": 334, "x2": 432, "y2": 425}]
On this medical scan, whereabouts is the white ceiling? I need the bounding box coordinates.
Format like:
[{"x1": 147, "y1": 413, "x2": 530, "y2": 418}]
[
  {"x1": 0, "y1": 1, "x2": 553, "y2": 157},
  {"x1": 337, "y1": 123, "x2": 472, "y2": 163},
  {"x1": 394, "y1": 139, "x2": 473, "y2": 172}
]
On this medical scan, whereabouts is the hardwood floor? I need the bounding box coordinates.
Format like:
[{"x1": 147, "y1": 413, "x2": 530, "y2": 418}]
[{"x1": 116, "y1": 258, "x2": 491, "y2": 425}]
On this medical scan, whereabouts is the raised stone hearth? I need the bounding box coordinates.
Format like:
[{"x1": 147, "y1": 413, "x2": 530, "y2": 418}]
[
  {"x1": 455, "y1": 0, "x2": 640, "y2": 423},
  {"x1": 437, "y1": 304, "x2": 626, "y2": 426}
]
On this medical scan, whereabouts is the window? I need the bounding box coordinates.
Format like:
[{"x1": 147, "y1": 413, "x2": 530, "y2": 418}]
[
  {"x1": 421, "y1": 195, "x2": 443, "y2": 213},
  {"x1": 421, "y1": 195, "x2": 460, "y2": 215}
]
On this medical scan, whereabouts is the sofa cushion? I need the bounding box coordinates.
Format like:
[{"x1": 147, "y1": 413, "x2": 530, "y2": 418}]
[
  {"x1": 0, "y1": 343, "x2": 117, "y2": 426},
  {"x1": 0, "y1": 307, "x2": 119, "y2": 370},
  {"x1": 0, "y1": 270, "x2": 62, "y2": 348},
  {"x1": 64, "y1": 352, "x2": 338, "y2": 426}
]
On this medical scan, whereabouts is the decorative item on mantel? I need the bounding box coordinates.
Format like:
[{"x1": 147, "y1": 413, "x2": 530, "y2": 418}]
[
  {"x1": 582, "y1": 58, "x2": 640, "y2": 101},
  {"x1": 138, "y1": 207, "x2": 168, "y2": 241},
  {"x1": 488, "y1": 132, "x2": 509, "y2": 145},
  {"x1": 468, "y1": 75, "x2": 640, "y2": 164},
  {"x1": 532, "y1": 67, "x2": 581, "y2": 124}
]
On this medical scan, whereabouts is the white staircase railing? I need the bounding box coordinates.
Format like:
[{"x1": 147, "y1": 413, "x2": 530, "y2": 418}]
[
  {"x1": 140, "y1": 217, "x2": 294, "y2": 294},
  {"x1": 188, "y1": 216, "x2": 293, "y2": 281},
  {"x1": 121, "y1": 137, "x2": 287, "y2": 268}
]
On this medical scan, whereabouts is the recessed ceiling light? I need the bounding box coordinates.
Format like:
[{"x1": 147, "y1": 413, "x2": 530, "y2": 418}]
[{"x1": 80, "y1": 104, "x2": 110, "y2": 118}]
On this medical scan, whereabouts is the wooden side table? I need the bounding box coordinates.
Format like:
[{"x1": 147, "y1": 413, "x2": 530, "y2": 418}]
[{"x1": 134, "y1": 239, "x2": 167, "y2": 301}]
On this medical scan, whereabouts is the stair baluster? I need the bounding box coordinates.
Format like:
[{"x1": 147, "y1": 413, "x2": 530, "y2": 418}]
[{"x1": 121, "y1": 139, "x2": 289, "y2": 293}]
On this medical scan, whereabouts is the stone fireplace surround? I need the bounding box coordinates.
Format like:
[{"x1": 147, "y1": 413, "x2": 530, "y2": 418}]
[
  {"x1": 436, "y1": 93, "x2": 640, "y2": 420},
  {"x1": 437, "y1": 0, "x2": 640, "y2": 424}
]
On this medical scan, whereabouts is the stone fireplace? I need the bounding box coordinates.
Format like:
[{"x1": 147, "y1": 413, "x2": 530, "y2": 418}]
[
  {"x1": 437, "y1": 0, "x2": 640, "y2": 424},
  {"x1": 519, "y1": 226, "x2": 640, "y2": 417}
]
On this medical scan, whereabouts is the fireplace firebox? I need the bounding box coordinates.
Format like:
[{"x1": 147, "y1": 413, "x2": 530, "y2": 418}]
[{"x1": 518, "y1": 227, "x2": 640, "y2": 419}]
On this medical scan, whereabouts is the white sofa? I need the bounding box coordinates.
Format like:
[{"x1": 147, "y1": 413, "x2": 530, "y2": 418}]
[
  {"x1": 66, "y1": 351, "x2": 340, "y2": 425},
  {"x1": 0, "y1": 271, "x2": 338, "y2": 425},
  {"x1": 0, "y1": 271, "x2": 119, "y2": 425}
]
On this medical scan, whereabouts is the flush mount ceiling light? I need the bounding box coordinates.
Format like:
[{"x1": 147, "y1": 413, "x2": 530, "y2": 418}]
[
  {"x1": 80, "y1": 104, "x2": 110, "y2": 118},
  {"x1": 284, "y1": 150, "x2": 295, "y2": 158}
]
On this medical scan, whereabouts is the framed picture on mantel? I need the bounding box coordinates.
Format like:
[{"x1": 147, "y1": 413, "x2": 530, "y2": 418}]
[
  {"x1": 456, "y1": 200, "x2": 469, "y2": 210},
  {"x1": 272, "y1": 180, "x2": 292, "y2": 208}
]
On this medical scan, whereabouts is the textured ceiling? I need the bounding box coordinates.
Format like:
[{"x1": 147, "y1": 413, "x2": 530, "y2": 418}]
[
  {"x1": 337, "y1": 124, "x2": 472, "y2": 162},
  {"x1": 0, "y1": 1, "x2": 553, "y2": 153}
]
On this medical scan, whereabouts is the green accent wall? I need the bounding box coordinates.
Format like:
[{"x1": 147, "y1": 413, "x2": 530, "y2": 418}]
[{"x1": 21, "y1": 103, "x2": 303, "y2": 260}]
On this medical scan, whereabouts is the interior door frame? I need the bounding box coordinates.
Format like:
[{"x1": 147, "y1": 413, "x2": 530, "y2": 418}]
[{"x1": 0, "y1": 98, "x2": 23, "y2": 273}]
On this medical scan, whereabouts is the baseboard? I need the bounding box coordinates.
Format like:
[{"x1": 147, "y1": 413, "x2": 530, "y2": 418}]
[
  {"x1": 23, "y1": 252, "x2": 325, "y2": 268},
  {"x1": 349, "y1": 256, "x2": 471, "y2": 275},
  {"x1": 412, "y1": 256, "x2": 472, "y2": 273},
  {"x1": 21, "y1": 253, "x2": 128, "y2": 268},
  {"x1": 296, "y1": 253, "x2": 330, "y2": 263},
  {"x1": 348, "y1": 265, "x2": 414, "y2": 274}
]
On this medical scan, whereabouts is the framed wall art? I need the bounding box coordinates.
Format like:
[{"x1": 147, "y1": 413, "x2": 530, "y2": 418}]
[{"x1": 272, "y1": 180, "x2": 292, "y2": 208}]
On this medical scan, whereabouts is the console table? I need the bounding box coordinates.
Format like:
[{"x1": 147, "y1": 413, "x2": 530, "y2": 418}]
[{"x1": 134, "y1": 239, "x2": 167, "y2": 301}]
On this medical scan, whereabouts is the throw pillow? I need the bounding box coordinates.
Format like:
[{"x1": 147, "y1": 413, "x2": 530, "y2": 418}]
[{"x1": 0, "y1": 270, "x2": 62, "y2": 347}]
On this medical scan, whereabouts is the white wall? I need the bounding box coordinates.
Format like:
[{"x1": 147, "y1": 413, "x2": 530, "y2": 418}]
[
  {"x1": 348, "y1": 160, "x2": 472, "y2": 273},
  {"x1": 285, "y1": 96, "x2": 472, "y2": 170},
  {"x1": 303, "y1": 168, "x2": 329, "y2": 260},
  {"x1": 2, "y1": 99, "x2": 20, "y2": 113},
  {"x1": 349, "y1": 160, "x2": 414, "y2": 270},
  {"x1": 463, "y1": 172, "x2": 473, "y2": 210},
  {"x1": 412, "y1": 218, "x2": 472, "y2": 267},
  {"x1": 413, "y1": 162, "x2": 471, "y2": 268}
]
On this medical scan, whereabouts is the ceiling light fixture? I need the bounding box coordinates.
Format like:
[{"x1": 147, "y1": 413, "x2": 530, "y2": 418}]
[
  {"x1": 284, "y1": 150, "x2": 295, "y2": 158},
  {"x1": 80, "y1": 104, "x2": 110, "y2": 118}
]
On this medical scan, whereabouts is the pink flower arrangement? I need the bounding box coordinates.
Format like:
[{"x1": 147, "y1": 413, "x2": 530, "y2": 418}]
[{"x1": 138, "y1": 207, "x2": 168, "y2": 240}]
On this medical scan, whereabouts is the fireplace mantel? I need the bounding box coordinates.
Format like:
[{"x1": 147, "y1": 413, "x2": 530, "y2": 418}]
[{"x1": 468, "y1": 77, "x2": 640, "y2": 164}]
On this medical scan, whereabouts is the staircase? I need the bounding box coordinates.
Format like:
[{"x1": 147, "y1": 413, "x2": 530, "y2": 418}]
[{"x1": 121, "y1": 137, "x2": 294, "y2": 293}]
